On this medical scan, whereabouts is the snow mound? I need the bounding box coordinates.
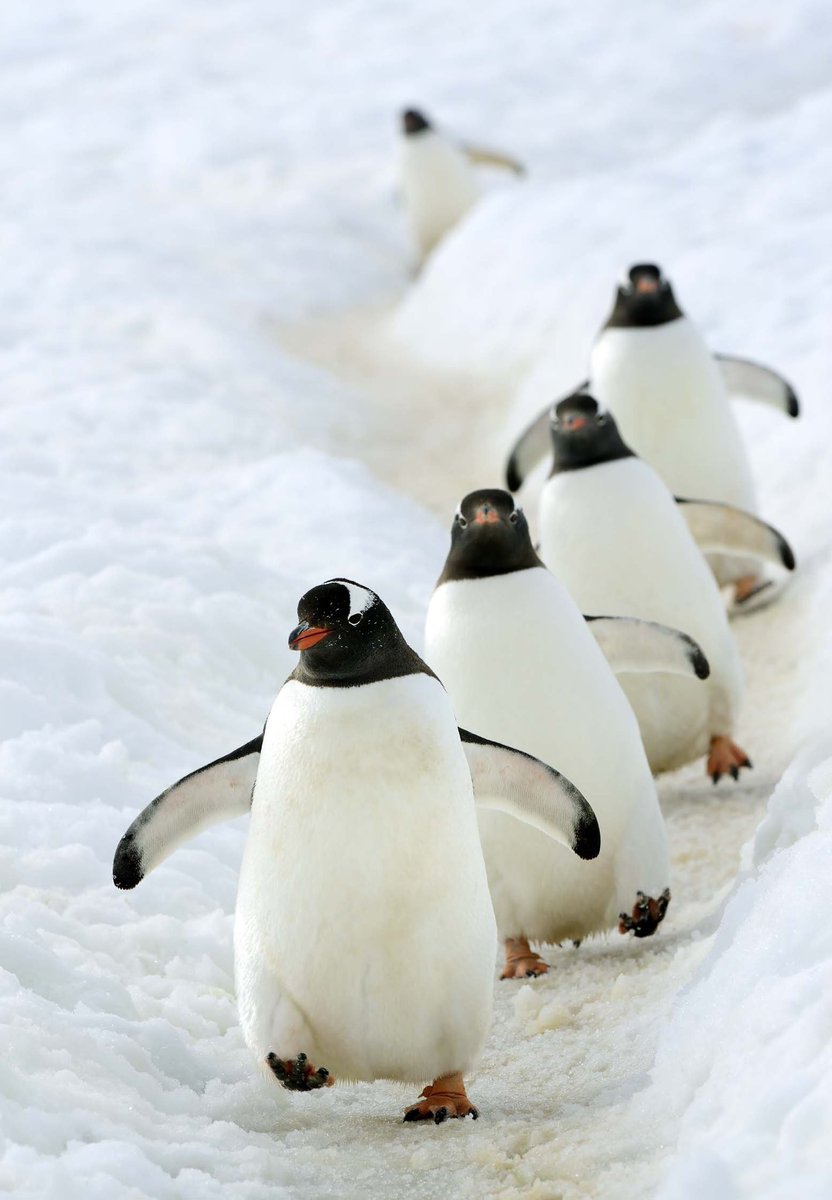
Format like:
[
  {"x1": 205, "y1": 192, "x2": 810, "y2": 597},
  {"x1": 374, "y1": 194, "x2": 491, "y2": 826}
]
[
  {"x1": 648, "y1": 741, "x2": 832, "y2": 1199},
  {"x1": 393, "y1": 84, "x2": 832, "y2": 395}
]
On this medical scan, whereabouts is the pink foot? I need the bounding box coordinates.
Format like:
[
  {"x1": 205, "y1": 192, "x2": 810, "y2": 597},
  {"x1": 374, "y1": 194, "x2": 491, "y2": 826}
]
[
  {"x1": 500, "y1": 937, "x2": 550, "y2": 980},
  {"x1": 708, "y1": 736, "x2": 752, "y2": 784}
]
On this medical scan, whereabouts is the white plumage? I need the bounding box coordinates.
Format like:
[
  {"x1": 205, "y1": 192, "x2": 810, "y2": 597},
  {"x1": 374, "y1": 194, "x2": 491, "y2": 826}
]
[
  {"x1": 591, "y1": 317, "x2": 757, "y2": 511},
  {"x1": 539, "y1": 457, "x2": 743, "y2": 772},
  {"x1": 591, "y1": 317, "x2": 758, "y2": 586},
  {"x1": 399, "y1": 129, "x2": 480, "y2": 261},
  {"x1": 234, "y1": 674, "x2": 496, "y2": 1084},
  {"x1": 425, "y1": 566, "x2": 669, "y2": 943}
]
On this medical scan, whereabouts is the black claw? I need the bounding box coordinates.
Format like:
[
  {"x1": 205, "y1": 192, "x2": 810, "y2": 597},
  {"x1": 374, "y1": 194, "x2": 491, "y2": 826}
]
[
  {"x1": 572, "y1": 939, "x2": 582, "y2": 949},
  {"x1": 266, "y1": 1051, "x2": 330, "y2": 1092},
  {"x1": 267, "y1": 1056, "x2": 289, "y2": 1084},
  {"x1": 434, "y1": 1107, "x2": 448, "y2": 1125},
  {"x1": 470, "y1": 1106, "x2": 479, "y2": 1120},
  {"x1": 730, "y1": 765, "x2": 739, "y2": 781},
  {"x1": 291, "y1": 1054, "x2": 308, "y2": 1088},
  {"x1": 403, "y1": 1108, "x2": 419, "y2": 1122},
  {"x1": 746, "y1": 758, "x2": 753, "y2": 770},
  {"x1": 712, "y1": 772, "x2": 721, "y2": 785},
  {"x1": 620, "y1": 886, "x2": 672, "y2": 938}
]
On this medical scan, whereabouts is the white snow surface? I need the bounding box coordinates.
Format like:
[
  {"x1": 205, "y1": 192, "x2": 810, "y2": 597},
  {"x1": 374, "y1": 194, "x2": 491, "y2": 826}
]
[{"x1": 1, "y1": 1, "x2": 831, "y2": 1197}]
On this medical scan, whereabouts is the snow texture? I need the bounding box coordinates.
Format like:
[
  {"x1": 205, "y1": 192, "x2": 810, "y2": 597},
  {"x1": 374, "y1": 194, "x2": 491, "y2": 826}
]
[{"x1": 1, "y1": 1, "x2": 831, "y2": 1197}]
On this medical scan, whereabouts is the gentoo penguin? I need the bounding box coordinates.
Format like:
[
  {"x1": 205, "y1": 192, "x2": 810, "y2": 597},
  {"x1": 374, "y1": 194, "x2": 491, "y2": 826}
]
[
  {"x1": 399, "y1": 108, "x2": 524, "y2": 263},
  {"x1": 536, "y1": 393, "x2": 794, "y2": 779},
  {"x1": 506, "y1": 263, "x2": 799, "y2": 605},
  {"x1": 425, "y1": 490, "x2": 703, "y2": 976},
  {"x1": 113, "y1": 579, "x2": 600, "y2": 1122}
]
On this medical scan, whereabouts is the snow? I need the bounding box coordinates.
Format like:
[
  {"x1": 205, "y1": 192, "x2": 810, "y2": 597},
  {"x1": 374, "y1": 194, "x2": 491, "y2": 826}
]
[
  {"x1": 1, "y1": 1, "x2": 831, "y2": 1197},
  {"x1": 649, "y1": 740, "x2": 832, "y2": 1200}
]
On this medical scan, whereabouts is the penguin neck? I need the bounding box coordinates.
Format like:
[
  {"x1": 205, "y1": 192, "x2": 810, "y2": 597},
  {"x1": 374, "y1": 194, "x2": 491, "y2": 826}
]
[
  {"x1": 290, "y1": 641, "x2": 437, "y2": 690},
  {"x1": 549, "y1": 426, "x2": 636, "y2": 474},
  {"x1": 437, "y1": 541, "x2": 543, "y2": 585},
  {"x1": 603, "y1": 286, "x2": 684, "y2": 329}
]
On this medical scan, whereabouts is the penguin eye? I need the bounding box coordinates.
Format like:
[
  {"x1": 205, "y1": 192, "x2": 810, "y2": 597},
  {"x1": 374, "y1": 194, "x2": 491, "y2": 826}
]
[
  {"x1": 509, "y1": 511, "x2": 519, "y2": 524},
  {"x1": 348, "y1": 613, "x2": 363, "y2": 626},
  {"x1": 457, "y1": 515, "x2": 468, "y2": 529},
  {"x1": 597, "y1": 413, "x2": 608, "y2": 424}
]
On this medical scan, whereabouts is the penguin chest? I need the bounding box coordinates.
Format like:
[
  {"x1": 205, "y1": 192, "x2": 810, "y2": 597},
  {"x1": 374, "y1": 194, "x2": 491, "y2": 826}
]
[
  {"x1": 425, "y1": 571, "x2": 665, "y2": 940},
  {"x1": 540, "y1": 460, "x2": 717, "y2": 631},
  {"x1": 539, "y1": 461, "x2": 734, "y2": 765},
  {"x1": 591, "y1": 321, "x2": 756, "y2": 509},
  {"x1": 235, "y1": 675, "x2": 496, "y2": 1081},
  {"x1": 400, "y1": 136, "x2": 480, "y2": 254}
]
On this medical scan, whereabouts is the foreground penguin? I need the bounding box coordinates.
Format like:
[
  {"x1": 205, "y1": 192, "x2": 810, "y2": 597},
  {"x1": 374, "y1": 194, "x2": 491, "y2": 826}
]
[
  {"x1": 506, "y1": 263, "x2": 799, "y2": 605},
  {"x1": 425, "y1": 490, "x2": 696, "y2": 976},
  {"x1": 113, "y1": 580, "x2": 599, "y2": 1123},
  {"x1": 399, "y1": 108, "x2": 524, "y2": 263},
  {"x1": 536, "y1": 394, "x2": 795, "y2": 779}
]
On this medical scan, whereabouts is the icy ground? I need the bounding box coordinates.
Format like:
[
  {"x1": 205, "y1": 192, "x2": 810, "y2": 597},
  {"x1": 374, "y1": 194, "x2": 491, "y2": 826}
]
[{"x1": 2, "y1": 1, "x2": 832, "y2": 1197}]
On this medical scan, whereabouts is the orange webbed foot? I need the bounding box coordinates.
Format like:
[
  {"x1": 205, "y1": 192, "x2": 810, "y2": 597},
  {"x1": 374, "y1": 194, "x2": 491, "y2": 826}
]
[
  {"x1": 733, "y1": 574, "x2": 772, "y2": 607},
  {"x1": 708, "y1": 736, "x2": 752, "y2": 784},
  {"x1": 403, "y1": 1074, "x2": 479, "y2": 1124},
  {"x1": 500, "y1": 937, "x2": 550, "y2": 980}
]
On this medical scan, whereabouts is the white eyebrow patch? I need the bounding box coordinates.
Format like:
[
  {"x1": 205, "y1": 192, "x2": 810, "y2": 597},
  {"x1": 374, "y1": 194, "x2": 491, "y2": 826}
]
[{"x1": 328, "y1": 579, "x2": 376, "y2": 620}]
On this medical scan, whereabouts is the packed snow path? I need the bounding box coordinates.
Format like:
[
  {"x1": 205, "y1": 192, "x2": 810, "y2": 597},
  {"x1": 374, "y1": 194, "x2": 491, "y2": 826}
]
[{"x1": 2, "y1": 1, "x2": 832, "y2": 1197}]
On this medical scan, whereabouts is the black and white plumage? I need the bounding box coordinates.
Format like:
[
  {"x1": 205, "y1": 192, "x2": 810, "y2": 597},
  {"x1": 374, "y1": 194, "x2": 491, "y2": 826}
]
[
  {"x1": 505, "y1": 265, "x2": 799, "y2": 591},
  {"x1": 114, "y1": 580, "x2": 598, "y2": 1104},
  {"x1": 425, "y1": 491, "x2": 673, "y2": 946}
]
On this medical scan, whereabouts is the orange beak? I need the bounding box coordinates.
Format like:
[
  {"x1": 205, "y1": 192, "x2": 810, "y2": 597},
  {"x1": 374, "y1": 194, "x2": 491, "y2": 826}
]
[
  {"x1": 473, "y1": 505, "x2": 500, "y2": 525},
  {"x1": 634, "y1": 276, "x2": 659, "y2": 294},
  {"x1": 562, "y1": 414, "x2": 587, "y2": 431},
  {"x1": 289, "y1": 623, "x2": 333, "y2": 651}
]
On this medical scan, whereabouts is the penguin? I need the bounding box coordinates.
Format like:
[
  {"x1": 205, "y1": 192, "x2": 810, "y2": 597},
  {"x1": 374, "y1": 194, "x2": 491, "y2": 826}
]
[
  {"x1": 535, "y1": 393, "x2": 795, "y2": 779},
  {"x1": 424, "y1": 489, "x2": 708, "y2": 976},
  {"x1": 399, "y1": 108, "x2": 524, "y2": 263},
  {"x1": 505, "y1": 263, "x2": 799, "y2": 606},
  {"x1": 113, "y1": 579, "x2": 600, "y2": 1123}
]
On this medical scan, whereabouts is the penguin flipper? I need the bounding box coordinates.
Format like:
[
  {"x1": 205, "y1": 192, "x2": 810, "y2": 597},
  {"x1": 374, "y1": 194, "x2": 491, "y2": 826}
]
[
  {"x1": 461, "y1": 142, "x2": 526, "y2": 176},
  {"x1": 505, "y1": 383, "x2": 588, "y2": 492},
  {"x1": 585, "y1": 615, "x2": 710, "y2": 681},
  {"x1": 715, "y1": 353, "x2": 799, "y2": 418},
  {"x1": 676, "y1": 498, "x2": 796, "y2": 573},
  {"x1": 113, "y1": 736, "x2": 262, "y2": 890},
  {"x1": 459, "y1": 728, "x2": 600, "y2": 860}
]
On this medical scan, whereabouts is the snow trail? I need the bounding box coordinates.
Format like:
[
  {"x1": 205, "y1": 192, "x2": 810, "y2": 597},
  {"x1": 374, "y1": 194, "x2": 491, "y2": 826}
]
[
  {"x1": 3, "y1": 0, "x2": 832, "y2": 1196},
  {"x1": 270, "y1": 295, "x2": 817, "y2": 1197},
  {"x1": 281, "y1": 304, "x2": 510, "y2": 520}
]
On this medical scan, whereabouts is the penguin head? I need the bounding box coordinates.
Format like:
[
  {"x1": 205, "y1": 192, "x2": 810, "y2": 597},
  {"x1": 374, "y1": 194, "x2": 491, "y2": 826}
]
[
  {"x1": 289, "y1": 579, "x2": 424, "y2": 687},
  {"x1": 605, "y1": 262, "x2": 683, "y2": 328},
  {"x1": 401, "y1": 108, "x2": 432, "y2": 136},
  {"x1": 549, "y1": 393, "x2": 635, "y2": 473},
  {"x1": 438, "y1": 489, "x2": 541, "y2": 583}
]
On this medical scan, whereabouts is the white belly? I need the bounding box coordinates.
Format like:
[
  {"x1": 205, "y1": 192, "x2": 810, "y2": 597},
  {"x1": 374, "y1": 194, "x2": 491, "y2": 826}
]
[
  {"x1": 399, "y1": 133, "x2": 480, "y2": 257},
  {"x1": 539, "y1": 459, "x2": 743, "y2": 771},
  {"x1": 234, "y1": 675, "x2": 496, "y2": 1084},
  {"x1": 425, "y1": 569, "x2": 668, "y2": 942},
  {"x1": 591, "y1": 319, "x2": 757, "y2": 514}
]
